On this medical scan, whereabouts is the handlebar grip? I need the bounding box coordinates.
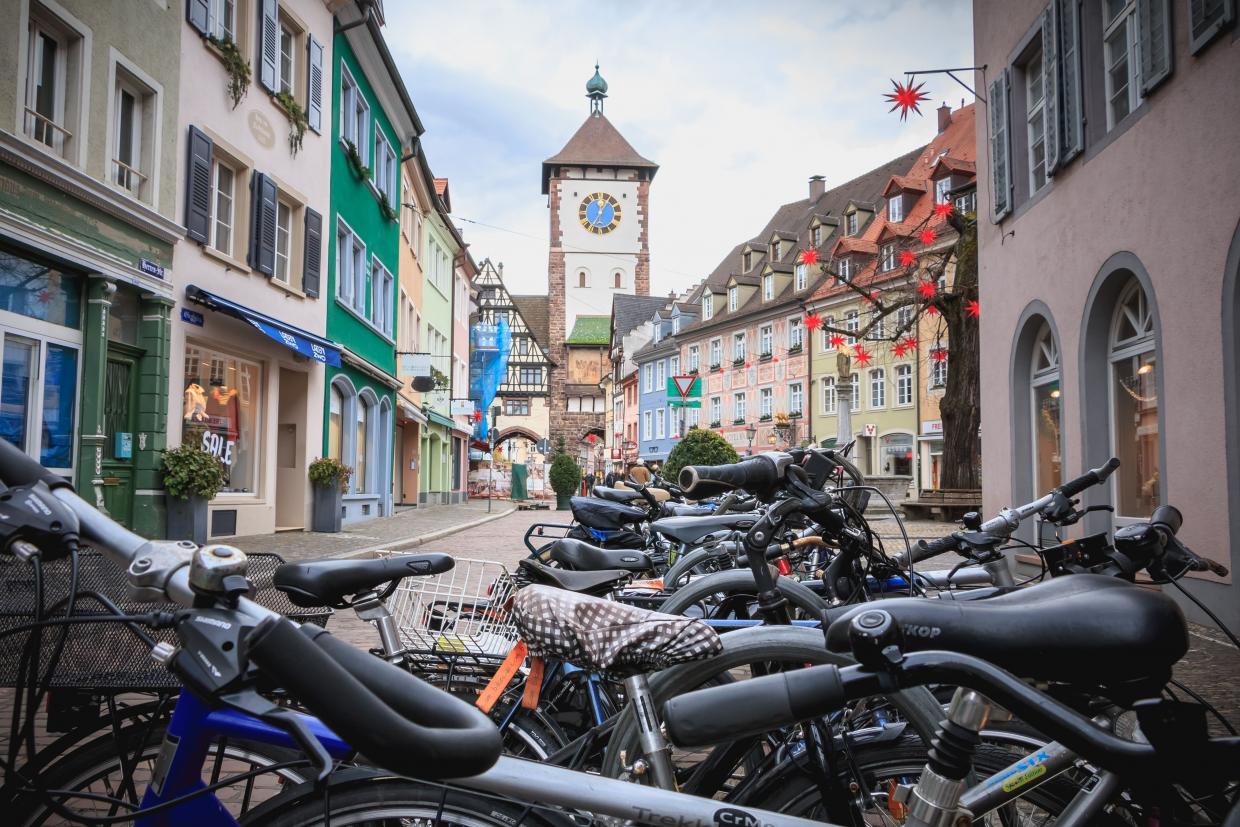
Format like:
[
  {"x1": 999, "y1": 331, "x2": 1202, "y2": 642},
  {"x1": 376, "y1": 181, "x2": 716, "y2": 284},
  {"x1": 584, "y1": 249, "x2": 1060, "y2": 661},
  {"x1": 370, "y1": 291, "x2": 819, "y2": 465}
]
[
  {"x1": 0, "y1": 437, "x2": 73, "y2": 491},
  {"x1": 680, "y1": 455, "x2": 781, "y2": 499},
  {"x1": 663, "y1": 664, "x2": 844, "y2": 748},
  {"x1": 892, "y1": 534, "x2": 961, "y2": 567},
  {"x1": 246, "y1": 617, "x2": 502, "y2": 779},
  {"x1": 1056, "y1": 457, "x2": 1120, "y2": 499},
  {"x1": 1150, "y1": 504, "x2": 1182, "y2": 537}
]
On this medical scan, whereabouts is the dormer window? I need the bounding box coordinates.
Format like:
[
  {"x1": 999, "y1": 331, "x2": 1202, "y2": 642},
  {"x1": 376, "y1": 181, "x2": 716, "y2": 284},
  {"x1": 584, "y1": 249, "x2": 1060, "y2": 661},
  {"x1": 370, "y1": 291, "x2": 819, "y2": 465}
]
[
  {"x1": 845, "y1": 213, "x2": 858, "y2": 236},
  {"x1": 772, "y1": 240, "x2": 782, "y2": 260},
  {"x1": 672, "y1": 316, "x2": 680, "y2": 334},
  {"x1": 837, "y1": 258, "x2": 852, "y2": 281},
  {"x1": 795, "y1": 263, "x2": 807, "y2": 291},
  {"x1": 935, "y1": 177, "x2": 951, "y2": 204},
  {"x1": 743, "y1": 251, "x2": 752, "y2": 271},
  {"x1": 812, "y1": 226, "x2": 822, "y2": 247},
  {"x1": 702, "y1": 292, "x2": 713, "y2": 320},
  {"x1": 888, "y1": 195, "x2": 904, "y2": 223},
  {"x1": 728, "y1": 285, "x2": 738, "y2": 312},
  {"x1": 762, "y1": 274, "x2": 774, "y2": 301},
  {"x1": 880, "y1": 243, "x2": 896, "y2": 272}
]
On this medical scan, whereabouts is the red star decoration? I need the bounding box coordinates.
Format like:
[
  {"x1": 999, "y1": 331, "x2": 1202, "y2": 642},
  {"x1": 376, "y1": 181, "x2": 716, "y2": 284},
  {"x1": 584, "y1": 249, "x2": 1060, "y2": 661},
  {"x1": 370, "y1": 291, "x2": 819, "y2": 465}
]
[
  {"x1": 898, "y1": 250, "x2": 917, "y2": 267},
  {"x1": 805, "y1": 313, "x2": 823, "y2": 330},
  {"x1": 917, "y1": 281, "x2": 936, "y2": 298},
  {"x1": 966, "y1": 299, "x2": 980, "y2": 319},
  {"x1": 473, "y1": 410, "x2": 483, "y2": 422},
  {"x1": 586, "y1": 433, "x2": 597, "y2": 444},
  {"x1": 884, "y1": 78, "x2": 929, "y2": 122},
  {"x1": 773, "y1": 357, "x2": 780, "y2": 363},
  {"x1": 919, "y1": 228, "x2": 937, "y2": 245},
  {"x1": 799, "y1": 248, "x2": 819, "y2": 265},
  {"x1": 830, "y1": 334, "x2": 847, "y2": 349},
  {"x1": 745, "y1": 362, "x2": 751, "y2": 369},
  {"x1": 902, "y1": 336, "x2": 918, "y2": 351},
  {"x1": 934, "y1": 202, "x2": 954, "y2": 219},
  {"x1": 893, "y1": 342, "x2": 908, "y2": 357},
  {"x1": 932, "y1": 348, "x2": 948, "y2": 363},
  {"x1": 853, "y1": 346, "x2": 873, "y2": 367},
  {"x1": 926, "y1": 305, "x2": 939, "y2": 315}
]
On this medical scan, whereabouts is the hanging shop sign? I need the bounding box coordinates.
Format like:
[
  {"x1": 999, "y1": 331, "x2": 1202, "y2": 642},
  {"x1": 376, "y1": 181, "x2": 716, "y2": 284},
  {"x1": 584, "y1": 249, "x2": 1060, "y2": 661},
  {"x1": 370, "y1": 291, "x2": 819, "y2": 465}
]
[
  {"x1": 450, "y1": 399, "x2": 476, "y2": 417},
  {"x1": 400, "y1": 353, "x2": 432, "y2": 376}
]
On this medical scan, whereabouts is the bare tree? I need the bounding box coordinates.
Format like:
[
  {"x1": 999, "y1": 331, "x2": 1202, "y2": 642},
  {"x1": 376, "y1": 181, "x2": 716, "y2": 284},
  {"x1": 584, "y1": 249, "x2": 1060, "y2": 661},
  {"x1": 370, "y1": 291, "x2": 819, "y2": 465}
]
[{"x1": 805, "y1": 208, "x2": 979, "y2": 489}]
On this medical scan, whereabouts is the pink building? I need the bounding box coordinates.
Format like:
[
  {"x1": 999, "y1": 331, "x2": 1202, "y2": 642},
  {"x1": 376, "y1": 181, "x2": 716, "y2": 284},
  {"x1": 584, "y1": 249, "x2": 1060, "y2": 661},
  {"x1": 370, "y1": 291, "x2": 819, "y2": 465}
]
[{"x1": 974, "y1": 0, "x2": 1239, "y2": 625}]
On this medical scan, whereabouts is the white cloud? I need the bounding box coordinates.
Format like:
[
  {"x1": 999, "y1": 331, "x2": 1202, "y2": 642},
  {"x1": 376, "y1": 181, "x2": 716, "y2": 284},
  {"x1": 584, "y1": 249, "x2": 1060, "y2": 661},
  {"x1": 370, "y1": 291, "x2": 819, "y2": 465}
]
[{"x1": 383, "y1": 0, "x2": 974, "y2": 297}]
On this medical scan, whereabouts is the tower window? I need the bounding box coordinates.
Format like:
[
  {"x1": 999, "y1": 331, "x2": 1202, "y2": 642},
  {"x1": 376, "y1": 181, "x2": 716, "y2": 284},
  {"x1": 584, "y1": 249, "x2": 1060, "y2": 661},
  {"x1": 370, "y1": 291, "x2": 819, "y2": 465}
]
[
  {"x1": 578, "y1": 271, "x2": 586, "y2": 287},
  {"x1": 614, "y1": 271, "x2": 622, "y2": 288}
]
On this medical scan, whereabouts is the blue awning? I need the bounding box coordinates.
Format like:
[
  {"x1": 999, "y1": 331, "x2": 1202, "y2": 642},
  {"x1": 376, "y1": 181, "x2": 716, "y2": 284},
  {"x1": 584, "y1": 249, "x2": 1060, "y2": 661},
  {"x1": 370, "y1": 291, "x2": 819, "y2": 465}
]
[{"x1": 186, "y1": 285, "x2": 341, "y2": 367}]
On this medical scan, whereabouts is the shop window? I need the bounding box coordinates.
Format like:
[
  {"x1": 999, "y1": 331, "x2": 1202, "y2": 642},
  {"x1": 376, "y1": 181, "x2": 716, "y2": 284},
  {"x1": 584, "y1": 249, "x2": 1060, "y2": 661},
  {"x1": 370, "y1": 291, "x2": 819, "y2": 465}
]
[
  {"x1": 0, "y1": 249, "x2": 82, "y2": 328},
  {"x1": 355, "y1": 397, "x2": 370, "y2": 493},
  {"x1": 1109, "y1": 280, "x2": 1158, "y2": 518},
  {"x1": 328, "y1": 383, "x2": 343, "y2": 460},
  {"x1": 182, "y1": 344, "x2": 260, "y2": 493},
  {"x1": 880, "y1": 433, "x2": 914, "y2": 476},
  {"x1": 0, "y1": 334, "x2": 78, "y2": 473},
  {"x1": 106, "y1": 287, "x2": 140, "y2": 346},
  {"x1": 1031, "y1": 321, "x2": 1062, "y2": 493}
]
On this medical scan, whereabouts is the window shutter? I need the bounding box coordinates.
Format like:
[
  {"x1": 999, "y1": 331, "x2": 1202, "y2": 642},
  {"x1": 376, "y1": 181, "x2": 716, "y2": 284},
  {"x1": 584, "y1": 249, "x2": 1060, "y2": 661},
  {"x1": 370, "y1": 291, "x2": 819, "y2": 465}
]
[
  {"x1": 184, "y1": 125, "x2": 213, "y2": 243},
  {"x1": 248, "y1": 172, "x2": 278, "y2": 276},
  {"x1": 186, "y1": 0, "x2": 209, "y2": 35},
  {"x1": 1137, "y1": 0, "x2": 1173, "y2": 94},
  {"x1": 1058, "y1": 0, "x2": 1084, "y2": 163},
  {"x1": 989, "y1": 69, "x2": 1012, "y2": 222},
  {"x1": 1042, "y1": 4, "x2": 1062, "y2": 175},
  {"x1": 303, "y1": 207, "x2": 322, "y2": 297},
  {"x1": 307, "y1": 36, "x2": 324, "y2": 133},
  {"x1": 1189, "y1": 0, "x2": 1235, "y2": 53},
  {"x1": 257, "y1": 0, "x2": 278, "y2": 93}
]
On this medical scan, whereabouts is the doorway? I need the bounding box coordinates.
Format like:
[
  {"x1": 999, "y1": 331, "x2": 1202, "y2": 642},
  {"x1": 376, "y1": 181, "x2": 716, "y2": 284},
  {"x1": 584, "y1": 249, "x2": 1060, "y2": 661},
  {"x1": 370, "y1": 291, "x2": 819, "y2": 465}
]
[
  {"x1": 275, "y1": 368, "x2": 307, "y2": 530},
  {"x1": 100, "y1": 346, "x2": 140, "y2": 527}
]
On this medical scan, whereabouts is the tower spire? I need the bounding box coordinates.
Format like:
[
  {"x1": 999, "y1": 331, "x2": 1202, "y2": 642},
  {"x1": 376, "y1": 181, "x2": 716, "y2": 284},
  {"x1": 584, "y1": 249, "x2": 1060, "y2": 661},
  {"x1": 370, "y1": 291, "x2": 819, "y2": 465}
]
[{"x1": 586, "y1": 63, "x2": 608, "y2": 115}]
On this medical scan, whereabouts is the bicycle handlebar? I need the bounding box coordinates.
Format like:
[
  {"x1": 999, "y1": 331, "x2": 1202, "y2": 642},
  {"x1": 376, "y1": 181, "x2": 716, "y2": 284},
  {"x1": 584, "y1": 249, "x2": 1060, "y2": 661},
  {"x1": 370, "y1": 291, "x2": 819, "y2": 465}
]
[
  {"x1": 1055, "y1": 457, "x2": 1121, "y2": 499},
  {"x1": 0, "y1": 438, "x2": 72, "y2": 491},
  {"x1": 246, "y1": 617, "x2": 502, "y2": 779},
  {"x1": 680, "y1": 453, "x2": 791, "y2": 500}
]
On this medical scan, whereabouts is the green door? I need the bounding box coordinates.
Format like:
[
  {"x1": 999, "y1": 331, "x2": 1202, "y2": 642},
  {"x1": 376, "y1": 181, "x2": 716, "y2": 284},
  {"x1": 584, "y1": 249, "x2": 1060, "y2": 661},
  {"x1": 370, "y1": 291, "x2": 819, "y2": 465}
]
[{"x1": 100, "y1": 349, "x2": 138, "y2": 527}]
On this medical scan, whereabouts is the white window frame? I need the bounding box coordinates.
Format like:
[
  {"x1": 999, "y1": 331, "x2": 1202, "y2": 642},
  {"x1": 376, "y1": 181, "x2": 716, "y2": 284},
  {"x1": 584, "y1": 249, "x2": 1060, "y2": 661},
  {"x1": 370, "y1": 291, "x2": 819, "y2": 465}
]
[
  {"x1": 812, "y1": 225, "x2": 822, "y2": 247},
  {"x1": 762, "y1": 274, "x2": 774, "y2": 301},
  {"x1": 1103, "y1": 0, "x2": 1140, "y2": 130},
  {"x1": 655, "y1": 408, "x2": 666, "y2": 439},
  {"x1": 374, "y1": 127, "x2": 397, "y2": 207},
  {"x1": 1031, "y1": 322, "x2": 1062, "y2": 494},
  {"x1": 821, "y1": 316, "x2": 836, "y2": 352},
  {"x1": 656, "y1": 359, "x2": 666, "y2": 388},
  {"x1": 759, "y1": 387, "x2": 773, "y2": 419},
  {"x1": 888, "y1": 195, "x2": 904, "y2": 223},
  {"x1": 687, "y1": 345, "x2": 700, "y2": 372},
  {"x1": 759, "y1": 325, "x2": 773, "y2": 356},
  {"x1": 112, "y1": 77, "x2": 143, "y2": 195},
  {"x1": 733, "y1": 332, "x2": 746, "y2": 362},
  {"x1": 896, "y1": 364, "x2": 913, "y2": 407},
  {"x1": 728, "y1": 286, "x2": 738, "y2": 312},
  {"x1": 278, "y1": 18, "x2": 296, "y2": 96},
  {"x1": 795, "y1": 263, "x2": 807, "y2": 291},
  {"x1": 850, "y1": 373, "x2": 860, "y2": 412},
  {"x1": 24, "y1": 15, "x2": 69, "y2": 156},
  {"x1": 702, "y1": 293, "x2": 713, "y2": 320},
  {"x1": 789, "y1": 382, "x2": 803, "y2": 415},
  {"x1": 643, "y1": 363, "x2": 653, "y2": 393},
  {"x1": 788, "y1": 317, "x2": 803, "y2": 350},
  {"x1": 733, "y1": 392, "x2": 746, "y2": 423},
  {"x1": 870, "y1": 368, "x2": 886, "y2": 409},
  {"x1": 837, "y1": 257, "x2": 852, "y2": 280},
  {"x1": 845, "y1": 311, "x2": 859, "y2": 345},
  {"x1": 1026, "y1": 49, "x2": 1048, "y2": 194},
  {"x1": 274, "y1": 197, "x2": 293, "y2": 283},
  {"x1": 210, "y1": 157, "x2": 236, "y2": 257},
  {"x1": 935, "y1": 177, "x2": 951, "y2": 204},
  {"x1": 709, "y1": 338, "x2": 722, "y2": 367},
  {"x1": 208, "y1": 0, "x2": 236, "y2": 40},
  {"x1": 371, "y1": 256, "x2": 394, "y2": 336},
  {"x1": 1107, "y1": 281, "x2": 1157, "y2": 521},
  {"x1": 869, "y1": 310, "x2": 885, "y2": 341},
  {"x1": 642, "y1": 410, "x2": 652, "y2": 441},
  {"x1": 845, "y1": 212, "x2": 858, "y2": 236},
  {"x1": 932, "y1": 352, "x2": 948, "y2": 388},
  {"x1": 880, "y1": 243, "x2": 896, "y2": 272},
  {"x1": 669, "y1": 355, "x2": 679, "y2": 376},
  {"x1": 710, "y1": 396, "x2": 721, "y2": 424},
  {"x1": 822, "y1": 376, "x2": 837, "y2": 414}
]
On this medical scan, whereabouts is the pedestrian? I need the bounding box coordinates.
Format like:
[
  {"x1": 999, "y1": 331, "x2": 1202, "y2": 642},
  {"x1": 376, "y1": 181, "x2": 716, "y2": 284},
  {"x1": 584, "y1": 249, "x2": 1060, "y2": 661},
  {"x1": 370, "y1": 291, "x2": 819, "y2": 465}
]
[
  {"x1": 584, "y1": 470, "x2": 597, "y2": 495},
  {"x1": 628, "y1": 463, "x2": 652, "y2": 485},
  {"x1": 604, "y1": 468, "x2": 617, "y2": 488}
]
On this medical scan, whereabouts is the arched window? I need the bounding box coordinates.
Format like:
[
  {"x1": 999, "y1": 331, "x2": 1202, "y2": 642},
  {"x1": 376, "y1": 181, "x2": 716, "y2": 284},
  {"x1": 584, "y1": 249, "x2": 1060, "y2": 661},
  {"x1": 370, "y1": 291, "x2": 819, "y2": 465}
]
[
  {"x1": 614, "y1": 271, "x2": 622, "y2": 288},
  {"x1": 355, "y1": 394, "x2": 373, "y2": 494},
  {"x1": 1031, "y1": 322, "x2": 1062, "y2": 492},
  {"x1": 1109, "y1": 280, "x2": 1159, "y2": 518},
  {"x1": 328, "y1": 384, "x2": 343, "y2": 461},
  {"x1": 578, "y1": 271, "x2": 587, "y2": 288}
]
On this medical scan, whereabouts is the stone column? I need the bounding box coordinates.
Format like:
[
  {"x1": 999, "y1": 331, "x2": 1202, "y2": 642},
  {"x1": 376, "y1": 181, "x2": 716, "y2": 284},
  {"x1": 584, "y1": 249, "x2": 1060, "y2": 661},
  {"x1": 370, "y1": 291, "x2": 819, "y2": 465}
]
[
  {"x1": 132, "y1": 294, "x2": 173, "y2": 538},
  {"x1": 75, "y1": 276, "x2": 115, "y2": 509},
  {"x1": 836, "y1": 374, "x2": 853, "y2": 452}
]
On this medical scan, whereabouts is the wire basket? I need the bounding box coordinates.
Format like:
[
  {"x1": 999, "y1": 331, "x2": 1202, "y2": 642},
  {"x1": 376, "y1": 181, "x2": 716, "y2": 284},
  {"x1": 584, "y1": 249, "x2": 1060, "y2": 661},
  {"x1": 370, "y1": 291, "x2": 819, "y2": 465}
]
[
  {"x1": 380, "y1": 555, "x2": 519, "y2": 666},
  {"x1": 0, "y1": 549, "x2": 331, "y2": 691}
]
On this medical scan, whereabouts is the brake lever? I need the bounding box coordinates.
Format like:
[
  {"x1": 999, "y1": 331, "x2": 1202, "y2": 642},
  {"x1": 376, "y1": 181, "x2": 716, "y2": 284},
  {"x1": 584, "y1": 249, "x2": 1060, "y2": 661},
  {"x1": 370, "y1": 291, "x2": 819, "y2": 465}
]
[{"x1": 220, "y1": 689, "x2": 334, "y2": 782}]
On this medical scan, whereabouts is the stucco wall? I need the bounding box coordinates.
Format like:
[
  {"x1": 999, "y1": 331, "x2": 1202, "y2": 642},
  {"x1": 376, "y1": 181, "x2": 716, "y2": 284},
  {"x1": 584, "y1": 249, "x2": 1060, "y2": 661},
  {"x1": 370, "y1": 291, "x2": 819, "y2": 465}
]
[
  {"x1": 973, "y1": 1, "x2": 1240, "y2": 614},
  {"x1": 556, "y1": 175, "x2": 641, "y2": 327}
]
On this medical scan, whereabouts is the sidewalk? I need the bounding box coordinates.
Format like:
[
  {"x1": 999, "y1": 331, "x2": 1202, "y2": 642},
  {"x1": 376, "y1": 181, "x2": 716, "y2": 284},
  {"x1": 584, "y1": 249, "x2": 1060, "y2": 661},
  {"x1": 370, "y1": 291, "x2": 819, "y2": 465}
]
[{"x1": 227, "y1": 500, "x2": 517, "y2": 562}]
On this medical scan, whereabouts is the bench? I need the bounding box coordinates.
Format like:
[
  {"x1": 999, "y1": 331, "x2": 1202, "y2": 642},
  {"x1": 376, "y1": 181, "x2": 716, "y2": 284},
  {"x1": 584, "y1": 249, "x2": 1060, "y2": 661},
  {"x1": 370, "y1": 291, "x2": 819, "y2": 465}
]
[{"x1": 901, "y1": 488, "x2": 982, "y2": 522}]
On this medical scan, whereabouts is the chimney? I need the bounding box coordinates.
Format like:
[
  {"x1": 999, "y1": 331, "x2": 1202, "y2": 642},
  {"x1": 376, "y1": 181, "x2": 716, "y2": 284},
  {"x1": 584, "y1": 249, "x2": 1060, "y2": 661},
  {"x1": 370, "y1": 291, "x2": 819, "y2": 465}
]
[
  {"x1": 809, "y1": 175, "x2": 825, "y2": 200},
  {"x1": 937, "y1": 103, "x2": 952, "y2": 133}
]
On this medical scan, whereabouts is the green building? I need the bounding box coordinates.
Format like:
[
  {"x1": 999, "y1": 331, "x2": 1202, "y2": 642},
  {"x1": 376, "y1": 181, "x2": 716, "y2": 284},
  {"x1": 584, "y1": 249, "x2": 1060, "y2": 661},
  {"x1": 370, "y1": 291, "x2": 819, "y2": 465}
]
[
  {"x1": 0, "y1": 0, "x2": 183, "y2": 537},
  {"x1": 325, "y1": 3, "x2": 422, "y2": 523}
]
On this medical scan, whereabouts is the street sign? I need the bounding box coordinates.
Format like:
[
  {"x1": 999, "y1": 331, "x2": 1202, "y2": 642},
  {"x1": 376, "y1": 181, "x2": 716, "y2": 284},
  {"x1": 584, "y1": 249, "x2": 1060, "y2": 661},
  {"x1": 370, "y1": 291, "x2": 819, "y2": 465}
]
[
  {"x1": 669, "y1": 399, "x2": 702, "y2": 408},
  {"x1": 668, "y1": 375, "x2": 702, "y2": 399},
  {"x1": 400, "y1": 353, "x2": 432, "y2": 376}
]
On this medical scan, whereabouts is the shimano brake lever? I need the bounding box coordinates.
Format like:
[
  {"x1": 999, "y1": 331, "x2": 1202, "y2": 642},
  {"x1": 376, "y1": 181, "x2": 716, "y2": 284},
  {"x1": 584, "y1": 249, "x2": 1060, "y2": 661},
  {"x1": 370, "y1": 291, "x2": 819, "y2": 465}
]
[{"x1": 221, "y1": 689, "x2": 335, "y2": 782}]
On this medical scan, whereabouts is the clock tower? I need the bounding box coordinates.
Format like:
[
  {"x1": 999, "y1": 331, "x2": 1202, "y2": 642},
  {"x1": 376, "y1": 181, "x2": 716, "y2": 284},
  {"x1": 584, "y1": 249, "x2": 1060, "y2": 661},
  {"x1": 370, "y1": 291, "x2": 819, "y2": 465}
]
[{"x1": 543, "y1": 66, "x2": 657, "y2": 459}]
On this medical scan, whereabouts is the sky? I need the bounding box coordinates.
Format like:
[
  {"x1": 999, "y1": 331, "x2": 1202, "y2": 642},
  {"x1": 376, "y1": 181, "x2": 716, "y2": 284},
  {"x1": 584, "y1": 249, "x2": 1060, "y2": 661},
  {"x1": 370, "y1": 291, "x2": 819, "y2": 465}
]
[{"x1": 384, "y1": 0, "x2": 975, "y2": 298}]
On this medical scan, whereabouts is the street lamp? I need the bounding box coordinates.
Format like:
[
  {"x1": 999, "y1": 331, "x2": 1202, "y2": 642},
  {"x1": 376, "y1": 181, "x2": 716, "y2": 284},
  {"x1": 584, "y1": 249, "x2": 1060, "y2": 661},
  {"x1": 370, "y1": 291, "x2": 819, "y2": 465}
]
[
  {"x1": 488, "y1": 404, "x2": 501, "y2": 513},
  {"x1": 745, "y1": 422, "x2": 757, "y2": 455}
]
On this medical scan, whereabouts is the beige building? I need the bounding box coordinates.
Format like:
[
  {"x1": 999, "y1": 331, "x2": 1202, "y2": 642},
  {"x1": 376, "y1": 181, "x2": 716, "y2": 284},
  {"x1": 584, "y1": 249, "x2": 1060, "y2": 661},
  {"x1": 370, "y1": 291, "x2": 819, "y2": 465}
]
[{"x1": 974, "y1": 0, "x2": 1239, "y2": 625}]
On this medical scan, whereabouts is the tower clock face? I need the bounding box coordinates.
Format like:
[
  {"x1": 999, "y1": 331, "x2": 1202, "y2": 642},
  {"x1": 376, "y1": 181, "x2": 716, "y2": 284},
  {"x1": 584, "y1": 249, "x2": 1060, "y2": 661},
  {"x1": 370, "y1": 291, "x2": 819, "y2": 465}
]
[{"x1": 578, "y1": 192, "x2": 622, "y2": 235}]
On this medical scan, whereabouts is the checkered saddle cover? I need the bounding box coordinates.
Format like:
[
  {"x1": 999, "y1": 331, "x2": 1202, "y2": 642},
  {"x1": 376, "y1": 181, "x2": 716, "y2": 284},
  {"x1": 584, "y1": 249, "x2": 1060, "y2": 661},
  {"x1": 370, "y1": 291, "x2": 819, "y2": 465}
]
[{"x1": 511, "y1": 585, "x2": 722, "y2": 675}]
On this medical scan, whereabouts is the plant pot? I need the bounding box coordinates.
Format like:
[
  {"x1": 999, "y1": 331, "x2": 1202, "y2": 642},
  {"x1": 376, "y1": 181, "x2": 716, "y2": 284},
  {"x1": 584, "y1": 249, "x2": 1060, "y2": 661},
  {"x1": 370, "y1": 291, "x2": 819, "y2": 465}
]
[
  {"x1": 166, "y1": 494, "x2": 208, "y2": 546},
  {"x1": 312, "y1": 483, "x2": 343, "y2": 533},
  {"x1": 556, "y1": 494, "x2": 573, "y2": 511}
]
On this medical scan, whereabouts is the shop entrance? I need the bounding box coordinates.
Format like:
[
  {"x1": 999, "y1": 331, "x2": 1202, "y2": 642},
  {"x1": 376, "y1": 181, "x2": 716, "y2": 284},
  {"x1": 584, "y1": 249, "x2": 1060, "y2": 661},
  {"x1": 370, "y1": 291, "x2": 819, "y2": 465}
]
[
  {"x1": 101, "y1": 346, "x2": 140, "y2": 528},
  {"x1": 275, "y1": 368, "x2": 307, "y2": 531}
]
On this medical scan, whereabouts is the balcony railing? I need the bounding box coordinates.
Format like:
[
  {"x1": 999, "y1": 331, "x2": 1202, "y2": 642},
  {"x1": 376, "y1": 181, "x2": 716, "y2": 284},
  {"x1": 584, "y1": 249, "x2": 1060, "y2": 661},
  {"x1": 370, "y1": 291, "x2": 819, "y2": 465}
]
[
  {"x1": 23, "y1": 107, "x2": 71, "y2": 156},
  {"x1": 112, "y1": 158, "x2": 148, "y2": 196}
]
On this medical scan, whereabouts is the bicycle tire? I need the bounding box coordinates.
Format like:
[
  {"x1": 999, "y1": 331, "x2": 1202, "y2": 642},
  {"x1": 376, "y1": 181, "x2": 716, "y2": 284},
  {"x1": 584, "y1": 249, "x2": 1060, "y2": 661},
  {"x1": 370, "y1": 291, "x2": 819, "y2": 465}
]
[
  {"x1": 656, "y1": 569, "x2": 829, "y2": 618},
  {"x1": 248, "y1": 775, "x2": 570, "y2": 827},
  {"x1": 8, "y1": 718, "x2": 303, "y2": 826},
  {"x1": 663, "y1": 546, "x2": 736, "y2": 591},
  {"x1": 601, "y1": 625, "x2": 942, "y2": 784}
]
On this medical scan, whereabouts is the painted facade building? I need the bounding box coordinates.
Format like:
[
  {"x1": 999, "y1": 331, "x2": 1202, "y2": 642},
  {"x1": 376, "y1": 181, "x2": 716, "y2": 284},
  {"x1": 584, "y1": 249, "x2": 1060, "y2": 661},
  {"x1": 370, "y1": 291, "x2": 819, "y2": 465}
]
[
  {"x1": 394, "y1": 148, "x2": 433, "y2": 506},
  {"x1": 544, "y1": 67, "x2": 655, "y2": 457},
  {"x1": 609, "y1": 293, "x2": 665, "y2": 469},
  {"x1": 325, "y1": 3, "x2": 420, "y2": 524},
  {"x1": 973, "y1": 0, "x2": 1239, "y2": 624},
  {"x1": 634, "y1": 301, "x2": 698, "y2": 462},
  {"x1": 0, "y1": 0, "x2": 183, "y2": 537}
]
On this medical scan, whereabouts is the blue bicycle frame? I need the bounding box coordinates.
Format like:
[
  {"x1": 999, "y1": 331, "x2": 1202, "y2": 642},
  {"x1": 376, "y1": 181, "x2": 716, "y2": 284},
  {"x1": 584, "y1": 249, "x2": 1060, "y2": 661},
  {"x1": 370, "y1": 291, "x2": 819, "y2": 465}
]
[{"x1": 135, "y1": 690, "x2": 348, "y2": 827}]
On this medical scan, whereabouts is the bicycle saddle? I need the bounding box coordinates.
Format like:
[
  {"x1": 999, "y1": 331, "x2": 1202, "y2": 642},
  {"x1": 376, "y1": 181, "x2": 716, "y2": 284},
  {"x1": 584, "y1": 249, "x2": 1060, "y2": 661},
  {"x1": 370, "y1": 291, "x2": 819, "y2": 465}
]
[
  {"x1": 518, "y1": 559, "x2": 631, "y2": 596},
  {"x1": 652, "y1": 513, "x2": 756, "y2": 544},
  {"x1": 660, "y1": 503, "x2": 714, "y2": 518},
  {"x1": 825, "y1": 575, "x2": 1188, "y2": 685},
  {"x1": 511, "y1": 584, "x2": 721, "y2": 675},
  {"x1": 592, "y1": 485, "x2": 646, "y2": 504},
  {"x1": 548, "y1": 538, "x2": 653, "y2": 572},
  {"x1": 273, "y1": 553, "x2": 453, "y2": 608}
]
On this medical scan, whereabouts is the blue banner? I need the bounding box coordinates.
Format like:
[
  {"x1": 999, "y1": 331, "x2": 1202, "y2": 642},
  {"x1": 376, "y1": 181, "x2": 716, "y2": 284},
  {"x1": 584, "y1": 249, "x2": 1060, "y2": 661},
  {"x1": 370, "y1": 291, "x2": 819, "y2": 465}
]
[
  {"x1": 245, "y1": 318, "x2": 341, "y2": 366},
  {"x1": 469, "y1": 317, "x2": 511, "y2": 441}
]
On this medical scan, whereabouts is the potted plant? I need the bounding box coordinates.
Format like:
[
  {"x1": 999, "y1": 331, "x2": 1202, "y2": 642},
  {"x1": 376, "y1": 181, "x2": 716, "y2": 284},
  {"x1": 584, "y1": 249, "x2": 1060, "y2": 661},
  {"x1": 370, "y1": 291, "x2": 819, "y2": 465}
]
[
  {"x1": 162, "y1": 443, "x2": 226, "y2": 545},
  {"x1": 662, "y1": 427, "x2": 739, "y2": 483},
  {"x1": 549, "y1": 453, "x2": 581, "y2": 511},
  {"x1": 309, "y1": 457, "x2": 353, "y2": 533}
]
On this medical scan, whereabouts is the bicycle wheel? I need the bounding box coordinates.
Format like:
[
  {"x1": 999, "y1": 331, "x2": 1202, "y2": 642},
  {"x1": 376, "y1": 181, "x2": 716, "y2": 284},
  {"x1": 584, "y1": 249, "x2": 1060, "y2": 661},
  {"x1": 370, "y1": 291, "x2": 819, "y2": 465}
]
[
  {"x1": 8, "y1": 718, "x2": 303, "y2": 826},
  {"x1": 601, "y1": 625, "x2": 943, "y2": 795},
  {"x1": 663, "y1": 546, "x2": 736, "y2": 591},
  {"x1": 657, "y1": 569, "x2": 828, "y2": 619},
  {"x1": 740, "y1": 734, "x2": 1092, "y2": 827},
  {"x1": 250, "y1": 776, "x2": 567, "y2": 827}
]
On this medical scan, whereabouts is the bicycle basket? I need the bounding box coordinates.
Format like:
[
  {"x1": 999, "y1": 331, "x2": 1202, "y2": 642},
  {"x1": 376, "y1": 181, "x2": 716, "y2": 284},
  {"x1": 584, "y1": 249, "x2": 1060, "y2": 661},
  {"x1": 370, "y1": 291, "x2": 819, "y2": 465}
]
[
  {"x1": 0, "y1": 550, "x2": 331, "y2": 690},
  {"x1": 380, "y1": 555, "x2": 519, "y2": 660}
]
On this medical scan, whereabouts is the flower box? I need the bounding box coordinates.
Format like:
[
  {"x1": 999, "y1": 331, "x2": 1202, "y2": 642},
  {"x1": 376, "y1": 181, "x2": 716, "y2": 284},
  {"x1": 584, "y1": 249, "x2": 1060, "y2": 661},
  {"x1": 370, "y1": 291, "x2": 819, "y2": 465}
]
[{"x1": 759, "y1": 414, "x2": 773, "y2": 422}]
